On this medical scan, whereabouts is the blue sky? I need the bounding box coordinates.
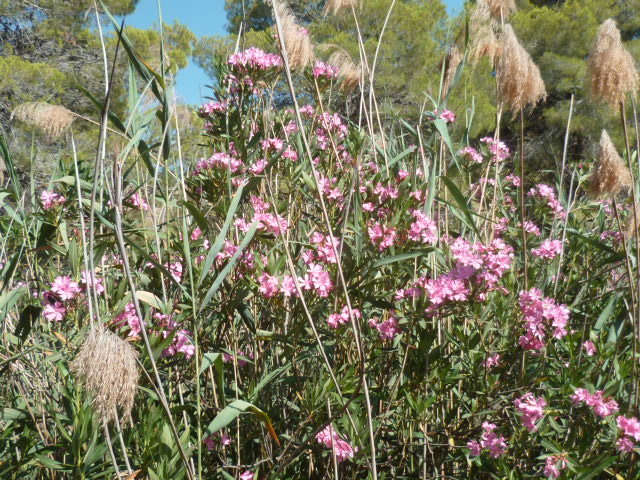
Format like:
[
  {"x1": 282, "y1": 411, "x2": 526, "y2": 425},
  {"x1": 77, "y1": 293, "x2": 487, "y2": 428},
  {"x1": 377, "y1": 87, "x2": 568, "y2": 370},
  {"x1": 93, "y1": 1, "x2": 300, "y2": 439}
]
[{"x1": 122, "y1": 0, "x2": 465, "y2": 105}]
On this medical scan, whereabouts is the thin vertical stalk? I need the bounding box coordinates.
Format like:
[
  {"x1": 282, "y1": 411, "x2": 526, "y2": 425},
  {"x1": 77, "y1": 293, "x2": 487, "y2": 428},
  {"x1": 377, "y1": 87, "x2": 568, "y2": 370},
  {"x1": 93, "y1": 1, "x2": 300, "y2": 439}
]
[{"x1": 519, "y1": 109, "x2": 528, "y2": 290}]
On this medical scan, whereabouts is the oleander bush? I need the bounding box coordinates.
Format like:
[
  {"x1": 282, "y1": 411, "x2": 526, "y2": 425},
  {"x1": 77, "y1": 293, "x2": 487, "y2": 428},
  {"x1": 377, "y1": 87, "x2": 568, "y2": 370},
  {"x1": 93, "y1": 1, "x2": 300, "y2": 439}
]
[{"x1": 1, "y1": 2, "x2": 639, "y2": 479}]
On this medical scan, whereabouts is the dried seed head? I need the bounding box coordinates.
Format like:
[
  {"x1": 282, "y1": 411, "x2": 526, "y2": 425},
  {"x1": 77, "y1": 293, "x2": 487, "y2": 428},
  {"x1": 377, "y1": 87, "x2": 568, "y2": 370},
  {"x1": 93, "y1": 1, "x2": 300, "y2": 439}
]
[
  {"x1": 322, "y1": 0, "x2": 359, "y2": 16},
  {"x1": 497, "y1": 24, "x2": 546, "y2": 112},
  {"x1": 328, "y1": 50, "x2": 361, "y2": 92},
  {"x1": 274, "y1": 1, "x2": 314, "y2": 70},
  {"x1": 589, "y1": 130, "x2": 632, "y2": 198},
  {"x1": 443, "y1": 45, "x2": 463, "y2": 96},
  {"x1": 71, "y1": 327, "x2": 139, "y2": 423},
  {"x1": 588, "y1": 19, "x2": 638, "y2": 108},
  {"x1": 470, "y1": 1, "x2": 502, "y2": 65},
  {"x1": 486, "y1": 0, "x2": 517, "y2": 20},
  {"x1": 11, "y1": 102, "x2": 75, "y2": 141}
]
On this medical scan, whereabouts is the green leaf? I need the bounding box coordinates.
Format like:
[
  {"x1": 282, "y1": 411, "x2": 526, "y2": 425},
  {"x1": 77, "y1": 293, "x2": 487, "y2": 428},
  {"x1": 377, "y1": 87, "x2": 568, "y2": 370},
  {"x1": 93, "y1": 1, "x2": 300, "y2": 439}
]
[
  {"x1": 0, "y1": 286, "x2": 27, "y2": 313},
  {"x1": 199, "y1": 222, "x2": 258, "y2": 313},
  {"x1": 371, "y1": 249, "x2": 433, "y2": 269},
  {"x1": 575, "y1": 457, "x2": 617, "y2": 480},
  {"x1": 198, "y1": 183, "x2": 245, "y2": 286},
  {"x1": 439, "y1": 176, "x2": 478, "y2": 234},
  {"x1": 0, "y1": 407, "x2": 27, "y2": 421},
  {"x1": 205, "y1": 399, "x2": 279, "y2": 446}
]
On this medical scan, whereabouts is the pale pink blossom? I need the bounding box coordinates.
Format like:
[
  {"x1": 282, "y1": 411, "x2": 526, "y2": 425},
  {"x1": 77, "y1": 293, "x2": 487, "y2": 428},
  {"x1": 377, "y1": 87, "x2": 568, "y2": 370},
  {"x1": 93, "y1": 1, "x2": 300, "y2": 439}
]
[
  {"x1": 40, "y1": 191, "x2": 65, "y2": 210},
  {"x1": 316, "y1": 425, "x2": 357, "y2": 462},
  {"x1": 582, "y1": 340, "x2": 596, "y2": 356},
  {"x1": 531, "y1": 239, "x2": 563, "y2": 259},
  {"x1": 514, "y1": 393, "x2": 546, "y2": 432},
  {"x1": 51, "y1": 276, "x2": 81, "y2": 301}
]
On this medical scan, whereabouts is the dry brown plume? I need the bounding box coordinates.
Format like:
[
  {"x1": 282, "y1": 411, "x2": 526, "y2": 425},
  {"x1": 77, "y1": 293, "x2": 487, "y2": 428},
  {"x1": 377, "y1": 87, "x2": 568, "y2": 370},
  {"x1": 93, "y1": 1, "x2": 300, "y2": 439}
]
[
  {"x1": 443, "y1": 45, "x2": 463, "y2": 96},
  {"x1": 328, "y1": 50, "x2": 362, "y2": 92},
  {"x1": 71, "y1": 327, "x2": 139, "y2": 423},
  {"x1": 323, "y1": 0, "x2": 359, "y2": 16},
  {"x1": 589, "y1": 130, "x2": 632, "y2": 198},
  {"x1": 12, "y1": 102, "x2": 75, "y2": 141},
  {"x1": 496, "y1": 24, "x2": 546, "y2": 113},
  {"x1": 486, "y1": 0, "x2": 517, "y2": 20},
  {"x1": 588, "y1": 19, "x2": 638, "y2": 108},
  {"x1": 274, "y1": 1, "x2": 314, "y2": 70},
  {"x1": 470, "y1": 1, "x2": 502, "y2": 65}
]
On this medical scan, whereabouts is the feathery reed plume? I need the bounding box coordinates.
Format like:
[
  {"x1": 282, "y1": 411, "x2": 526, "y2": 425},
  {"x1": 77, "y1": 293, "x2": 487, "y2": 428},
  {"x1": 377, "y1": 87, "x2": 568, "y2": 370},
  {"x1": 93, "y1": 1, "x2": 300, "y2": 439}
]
[
  {"x1": 486, "y1": 0, "x2": 517, "y2": 20},
  {"x1": 328, "y1": 50, "x2": 361, "y2": 92},
  {"x1": 470, "y1": 1, "x2": 502, "y2": 65},
  {"x1": 12, "y1": 102, "x2": 75, "y2": 141},
  {"x1": 443, "y1": 45, "x2": 463, "y2": 96},
  {"x1": 588, "y1": 19, "x2": 639, "y2": 108},
  {"x1": 323, "y1": 0, "x2": 359, "y2": 16},
  {"x1": 71, "y1": 327, "x2": 139, "y2": 423},
  {"x1": 497, "y1": 24, "x2": 546, "y2": 113},
  {"x1": 589, "y1": 130, "x2": 632, "y2": 198},
  {"x1": 274, "y1": 1, "x2": 314, "y2": 70}
]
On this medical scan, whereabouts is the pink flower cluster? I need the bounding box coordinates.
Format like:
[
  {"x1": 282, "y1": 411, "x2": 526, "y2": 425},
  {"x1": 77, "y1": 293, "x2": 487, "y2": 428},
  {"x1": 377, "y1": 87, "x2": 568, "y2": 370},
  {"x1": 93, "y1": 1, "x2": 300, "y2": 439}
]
[
  {"x1": 467, "y1": 422, "x2": 507, "y2": 458},
  {"x1": 459, "y1": 146, "x2": 483, "y2": 163},
  {"x1": 316, "y1": 425, "x2": 357, "y2": 462},
  {"x1": 309, "y1": 232, "x2": 339, "y2": 264},
  {"x1": 483, "y1": 353, "x2": 501, "y2": 369},
  {"x1": 438, "y1": 109, "x2": 456, "y2": 123},
  {"x1": 41, "y1": 191, "x2": 65, "y2": 210},
  {"x1": 368, "y1": 316, "x2": 401, "y2": 340},
  {"x1": 570, "y1": 388, "x2": 619, "y2": 418},
  {"x1": 616, "y1": 416, "x2": 640, "y2": 453},
  {"x1": 223, "y1": 350, "x2": 253, "y2": 367},
  {"x1": 368, "y1": 222, "x2": 397, "y2": 251},
  {"x1": 582, "y1": 340, "x2": 596, "y2": 356},
  {"x1": 518, "y1": 288, "x2": 569, "y2": 351},
  {"x1": 514, "y1": 392, "x2": 546, "y2": 432},
  {"x1": 408, "y1": 209, "x2": 438, "y2": 244},
  {"x1": 327, "y1": 305, "x2": 361, "y2": 329},
  {"x1": 520, "y1": 221, "x2": 540, "y2": 236},
  {"x1": 312, "y1": 60, "x2": 339, "y2": 79},
  {"x1": 544, "y1": 455, "x2": 568, "y2": 479},
  {"x1": 130, "y1": 192, "x2": 150, "y2": 211},
  {"x1": 42, "y1": 276, "x2": 83, "y2": 322},
  {"x1": 480, "y1": 136, "x2": 510, "y2": 162},
  {"x1": 198, "y1": 100, "x2": 227, "y2": 116},
  {"x1": 528, "y1": 184, "x2": 565, "y2": 218},
  {"x1": 531, "y1": 239, "x2": 563, "y2": 259},
  {"x1": 115, "y1": 303, "x2": 142, "y2": 337},
  {"x1": 204, "y1": 432, "x2": 231, "y2": 450},
  {"x1": 227, "y1": 47, "x2": 282, "y2": 71},
  {"x1": 154, "y1": 312, "x2": 195, "y2": 358},
  {"x1": 195, "y1": 152, "x2": 243, "y2": 175}
]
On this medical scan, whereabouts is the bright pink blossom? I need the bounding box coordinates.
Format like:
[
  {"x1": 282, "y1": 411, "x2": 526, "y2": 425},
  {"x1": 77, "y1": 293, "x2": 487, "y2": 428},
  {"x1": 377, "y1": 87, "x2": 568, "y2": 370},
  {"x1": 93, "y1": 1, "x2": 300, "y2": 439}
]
[
  {"x1": 51, "y1": 276, "x2": 81, "y2": 301},
  {"x1": 582, "y1": 340, "x2": 596, "y2": 356},
  {"x1": 467, "y1": 422, "x2": 507, "y2": 458},
  {"x1": 40, "y1": 191, "x2": 65, "y2": 210},
  {"x1": 316, "y1": 425, "x2": 357, "y2": 462},
  {"x1": 514, "y1": 393, "x2": 546, "y2": 432},
  {"x1": 531, "y1": 239, "x2": 563, "y2": 259}
]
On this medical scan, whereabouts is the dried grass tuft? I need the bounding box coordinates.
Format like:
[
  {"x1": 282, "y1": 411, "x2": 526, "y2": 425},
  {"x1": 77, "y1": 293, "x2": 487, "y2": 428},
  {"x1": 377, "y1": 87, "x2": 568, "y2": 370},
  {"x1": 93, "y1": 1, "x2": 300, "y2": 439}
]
[
  {"x1": 71, "y1": 327, "x2": 139, "y2": 424},
  {"x1": 588, "y1": 19, "x2": 639, "y2": 108},
  {"x1": 328, "y1": 50, "x2": 362, "y2": 92},
  {"x1": 274, "y1": 1, "x2": 314, "y2": 70},
  {"x1": 589, "y1": 130, "x2": 632, "y2": 198},
  {"x1": 486, "y1": 0, "x2": 517, "y2": 20},
  {"x1": 323, "y1": 0, "x2": 359, "y2": 16},
  {"x1": 12, "y1": 102, "x2": 75, "y2": 141},
  {"x1": 497, "y1": 24, "x2": 546, "y2": 113}
]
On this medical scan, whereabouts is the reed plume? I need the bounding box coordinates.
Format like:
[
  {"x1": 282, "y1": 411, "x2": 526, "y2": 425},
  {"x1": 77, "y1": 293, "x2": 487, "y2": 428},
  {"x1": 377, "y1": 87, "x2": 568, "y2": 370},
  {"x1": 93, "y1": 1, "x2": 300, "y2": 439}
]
[
  {"x1": 588, "y1": 19, "x2": 638, "y2": 108},
  {"x1": 470, "y1": 1, "x2": 502, "y2": 66},
  {"x1": 486, "y1": 0, "x2": 517, "y2": 20},
  {"x1": 328, "y1": 50, "x2": 362, "y2": 92},
  {"x1": 12, "y1": 102, "x2": 75, "y2": 141},
  {"x1": 497, "y1": 24, "x2": 546, "y2": 113},
  {"x1": 323, "y1": 0, "x2": 359, "y2": 16},
  {"x1": 71, "y1": 327, "x2": 139, "y2": 423},
  {"x1": 443, "y1": 45, "x2": 463, "y2": 96},
  {"x1": 274, "y1": 1, "x2": 314, "y2": 70},
  {"x1": 589, "y1": 130, "x2": 632, "y2": 198}
]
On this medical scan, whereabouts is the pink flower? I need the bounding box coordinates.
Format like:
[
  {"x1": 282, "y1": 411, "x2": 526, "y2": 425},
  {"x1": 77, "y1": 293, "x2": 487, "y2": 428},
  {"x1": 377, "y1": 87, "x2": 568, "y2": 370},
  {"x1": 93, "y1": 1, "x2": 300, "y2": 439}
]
[
  {"x1": 313, "y1": 60, "x2": 339, "y2": 79},
  {"x1": 467, "y1": 422, "x2": 507, "y2": 458},
  {"x1": 368, "y1": 222, "x2": 397, "y2": 251},
  {"x1": 130, "y1": 192, "x2": 150, "y2": 211},
  {"x1": 258, "y1": 273, "x2": 280, "y2": 298},
  {"x1": 483, "y1": 354, "x2": 501, "y2": 369},
  {"x1": 316, "y1": 425, "x2": 357, "y2": 462},
  {"x1": 40, "y1": 191, "x2": 66, "y2": 210},
  {"x1": 191, "y1": 226, "x2": 203, "y2": 241},
  {"x1": 438, "y1": 109, "x2": 456, "y2": 123},
  {"x1": 520, "y1": 221, "x2": 541, "y2": 236},
  {"x1": 227, "y1": 47, "x2": 282, "y2": 71},
  {"x1": 544, "y1": 455, "x2": 568, "y2": 479},
  {"x1": 327, "y1": 306, "x2": 360, "y2": 329},
  {"x1": 408, "y1": 210, "x2": 438, "y2": 244},
  {"x1": 368, "y1": 316, "x2": 401, "y2": 340},
  {"x1": 531, "y1": 239, "x2": 563, "y2": 259},
  {"x1": 240, "y1": 471, "x2": 254, "y2": 480},
  {"x1": 81, "y1": 270, "x2": 104, "y2": 295},
  {"x1": 115, "y1": 303, "x2": 141, "y2": 337},
  {"x1": 582, "y1": 340, "x2": 596, "y2": 356},
  {"x1": 514, "y1": 393, "x2": 546, "y2": 432},
  {"x1": 480, "y1": 136, "x2": 510, "y2": 162},
  {"x1": 518, "y1": 289, "x2": 569, "y2": 351},
  {"x1": 571, "y1": 388, "x2": 618, "y2": 417},
  {"x1": 203, "y1": 436, "x2": 215, "y2": 451},
  {"x1": 42, "y1": 292, "x2": 66, "y2": 322},
  {"x1": 617, "y1": 437, "x2": 636, "y2": 453},
  {"x1": 280, "y1": 275, "x2": 298, "y2": 297},
  {"x1": 51, "y1": 276, "x2": 81, "y2": 301},
  {"x1": 617, "y1": 416, "x2": 640, "y2": 441},
  {"x1": 459, "y1": 146, "x2": 483, "y2": 163}
]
